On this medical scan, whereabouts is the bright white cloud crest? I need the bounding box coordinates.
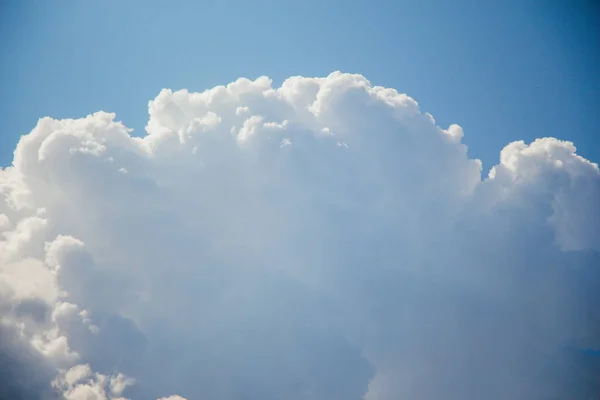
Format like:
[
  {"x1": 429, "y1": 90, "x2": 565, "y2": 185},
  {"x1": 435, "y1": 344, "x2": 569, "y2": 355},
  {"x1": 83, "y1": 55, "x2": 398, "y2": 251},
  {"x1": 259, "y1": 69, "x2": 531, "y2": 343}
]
[{"x1": 0, "y1": 72, "x2": 599, "y2": 399}]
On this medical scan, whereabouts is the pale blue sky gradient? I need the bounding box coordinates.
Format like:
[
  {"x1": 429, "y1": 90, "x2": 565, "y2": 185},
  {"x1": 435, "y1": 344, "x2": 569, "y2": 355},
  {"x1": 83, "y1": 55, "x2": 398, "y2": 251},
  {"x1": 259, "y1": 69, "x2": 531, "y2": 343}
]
[{"x1": 1, "y1": 1, "x2": 598, "y2": 172}]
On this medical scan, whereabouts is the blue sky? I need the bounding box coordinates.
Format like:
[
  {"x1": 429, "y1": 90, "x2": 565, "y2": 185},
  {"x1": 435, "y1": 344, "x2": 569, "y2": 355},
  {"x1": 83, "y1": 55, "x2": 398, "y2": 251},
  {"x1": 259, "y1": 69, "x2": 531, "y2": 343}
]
[{"x1": 1, "y1": 1, "x2": 598, "y2": 172}]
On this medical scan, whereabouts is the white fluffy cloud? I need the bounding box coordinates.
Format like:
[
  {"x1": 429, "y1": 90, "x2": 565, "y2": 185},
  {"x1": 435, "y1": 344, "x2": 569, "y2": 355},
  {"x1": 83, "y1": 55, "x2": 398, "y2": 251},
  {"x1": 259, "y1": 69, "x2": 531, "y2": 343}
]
[{"x1": 0, "y1": 72, "x2": 598, "y2": 399}]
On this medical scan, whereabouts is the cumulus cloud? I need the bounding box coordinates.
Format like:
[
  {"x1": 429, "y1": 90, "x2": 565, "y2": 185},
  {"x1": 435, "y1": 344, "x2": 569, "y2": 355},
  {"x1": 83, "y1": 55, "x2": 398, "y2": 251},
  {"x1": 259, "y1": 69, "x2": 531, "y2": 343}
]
[{"x1": 0, "y1": 72, "x2": 598, "y2": 399}]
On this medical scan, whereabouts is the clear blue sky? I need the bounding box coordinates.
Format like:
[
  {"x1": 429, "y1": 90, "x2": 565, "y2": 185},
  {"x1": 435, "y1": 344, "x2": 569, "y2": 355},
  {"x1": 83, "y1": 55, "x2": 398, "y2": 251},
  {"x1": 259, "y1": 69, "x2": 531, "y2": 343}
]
[{"x1": 1, "y1": 0, "x2": 598, "y2": 172}]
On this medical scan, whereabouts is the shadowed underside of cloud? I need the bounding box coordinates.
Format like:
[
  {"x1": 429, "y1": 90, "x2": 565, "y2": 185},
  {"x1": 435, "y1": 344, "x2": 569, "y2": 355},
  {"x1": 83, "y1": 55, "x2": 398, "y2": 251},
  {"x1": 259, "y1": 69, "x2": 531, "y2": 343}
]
[{"x1": 0, "y1": 72, "x2": 599, "y2": 399}]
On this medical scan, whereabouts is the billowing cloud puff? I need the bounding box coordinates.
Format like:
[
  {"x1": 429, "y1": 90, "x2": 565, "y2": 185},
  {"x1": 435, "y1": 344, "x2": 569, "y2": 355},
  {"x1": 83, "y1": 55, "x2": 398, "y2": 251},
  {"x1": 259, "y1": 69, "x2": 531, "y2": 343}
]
[{"x1": 0, "y1": 72, "x2": 599, "y2": 399}]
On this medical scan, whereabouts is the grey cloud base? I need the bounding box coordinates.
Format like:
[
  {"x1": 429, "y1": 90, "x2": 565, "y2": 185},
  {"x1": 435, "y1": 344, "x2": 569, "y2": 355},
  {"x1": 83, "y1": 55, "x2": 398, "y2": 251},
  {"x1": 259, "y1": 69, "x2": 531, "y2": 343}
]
[{"x1": 0, "y1": 72, "x2": 599, "y2": 399}]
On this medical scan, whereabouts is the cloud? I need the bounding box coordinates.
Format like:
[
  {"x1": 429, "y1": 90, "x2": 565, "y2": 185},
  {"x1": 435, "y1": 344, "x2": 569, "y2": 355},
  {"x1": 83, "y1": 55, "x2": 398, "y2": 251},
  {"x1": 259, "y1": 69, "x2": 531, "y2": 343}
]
[{"x1": 0, "y1": 72, "x2": 598, "y2": 399}]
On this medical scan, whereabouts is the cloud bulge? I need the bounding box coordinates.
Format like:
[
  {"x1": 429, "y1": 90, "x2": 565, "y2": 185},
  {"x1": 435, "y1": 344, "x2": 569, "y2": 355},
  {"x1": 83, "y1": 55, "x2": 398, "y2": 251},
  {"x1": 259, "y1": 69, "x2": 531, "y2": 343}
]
[{"x1": 0, "y1": 72, "x2": 599, "y2": 399}]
